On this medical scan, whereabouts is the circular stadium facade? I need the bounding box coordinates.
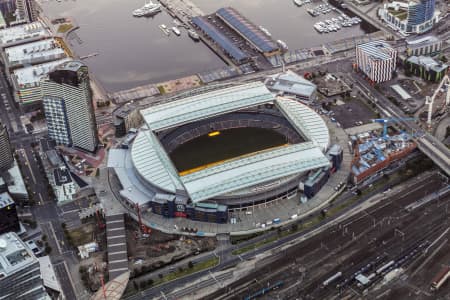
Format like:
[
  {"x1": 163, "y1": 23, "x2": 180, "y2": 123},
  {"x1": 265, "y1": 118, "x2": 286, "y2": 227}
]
[{"x1": 109, "y1": 82, "x2": 338, "y2": 224}]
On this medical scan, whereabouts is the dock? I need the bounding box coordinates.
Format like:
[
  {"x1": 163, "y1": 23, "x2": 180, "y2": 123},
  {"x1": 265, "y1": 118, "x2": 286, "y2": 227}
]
[{"x1": 108, "y1": 84, "x2": 160, "y2": 103}]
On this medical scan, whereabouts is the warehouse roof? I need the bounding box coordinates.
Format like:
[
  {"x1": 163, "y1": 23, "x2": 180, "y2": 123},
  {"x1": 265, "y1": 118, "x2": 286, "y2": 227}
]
[
  {"x1": 216, "y1": 7, "x2": 279, "y2": 53},
  {"x1": 5, "y1": 38, "x2": 65, "y2": 65},
  {"x1": 0, "y1": 22, "x2": 50, "y2": 47},
  {"x1": 266, "y1": 70, "x2": 317, "y2": 98},
  {"x1": 12, "y1": 58, "x2": 71, "y2": 87},
  {"x1": 192, "y1": 16, "x2": 249, "y2": 62},
  {"x1": 141, "y1": 82, "x2": 274, "y2": 131}
]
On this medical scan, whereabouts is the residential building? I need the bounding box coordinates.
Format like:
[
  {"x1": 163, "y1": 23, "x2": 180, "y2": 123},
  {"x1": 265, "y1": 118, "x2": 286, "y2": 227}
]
[
  {"x1": 406, "y1": 35, "x2": 442, "y2": 56},
  {"x1": 0, "y1": 122, "x2": 13, "y2": 172},
  {"x1": 113, "y1": 102, "x2": 143, "y2": 138},
  {"x1": 14, "y1": 0, "x2": 38, "y2": 23},
  {"x1": 405, "y1": 55, "x2": 448, "y2": 82},
  {"x1": 378, "y1": 0, "x2": 438, "y2": 34},
  {"x1": 42, "y1": 95, "x2": 71, "y2": 145},
  {"x1": 11, "y1": 58, "x2": 71, "y2": 105},
  {"x1": 265, "y1": 70, "x2": 317, "y2": 102},
  {"x1": 0, "y1": 192, "x2": 19, "y2": 234},
  {"x1": 356, "y1": 41, "x2": 397, "y2": 83},
  {"x1": 0, "y1": 232, "x2": 50, "y2": 300},
  {"x1": 41, "y1": 61, "x2": 98, "y2": 152},
  {"x1": 51, "y1": 167, "x2": 76, "y2": 203},
  {"x1": 3, "y1": 161, "x2": 28, "y2": 201}
]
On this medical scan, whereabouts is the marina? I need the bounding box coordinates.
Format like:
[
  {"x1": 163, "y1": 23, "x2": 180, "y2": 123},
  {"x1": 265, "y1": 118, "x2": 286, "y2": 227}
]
[{"x1": 41, "y1": 0, "x2": 370, "y2": 92}]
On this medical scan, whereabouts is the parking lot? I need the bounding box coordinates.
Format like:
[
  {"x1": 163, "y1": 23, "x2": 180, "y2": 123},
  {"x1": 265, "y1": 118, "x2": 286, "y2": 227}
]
[{"x1": 329, "y1": 97, "x2": 378, "y2": 129}]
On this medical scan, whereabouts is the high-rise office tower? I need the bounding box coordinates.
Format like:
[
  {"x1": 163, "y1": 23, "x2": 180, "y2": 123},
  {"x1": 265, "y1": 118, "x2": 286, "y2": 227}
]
[
  {"x1": 0, "y1": 231, "x2": 49, "y2": 299},
  {"x1": 0, "y1": 192, "x2": 20, "y2": 234},
  {"x1": 0, "y1": 122, "x2": 13, "y2": 172},
  {"x1": 15, "y1": 0, "x2": 38, "y2": 23},
  {"x1": 41, "y1": 61, "x2": 98, "y2": 152}
]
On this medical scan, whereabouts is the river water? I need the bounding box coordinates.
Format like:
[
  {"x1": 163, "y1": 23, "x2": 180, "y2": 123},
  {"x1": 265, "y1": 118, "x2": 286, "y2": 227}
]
[{"x1": 40, "y1": 0, "x2": 367, "y2": 92}]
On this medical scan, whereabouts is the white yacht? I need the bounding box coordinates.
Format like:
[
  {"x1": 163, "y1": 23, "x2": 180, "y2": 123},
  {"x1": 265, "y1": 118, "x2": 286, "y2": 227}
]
[
  {"x1": 294, "y1": 0, "x2": 303, "y2": 6},
  {"x1": 133, "y1": 1, "x2": 162, "y2": 17},
  {"x1": 259, "y1": 26, "x2": 272, "y2": 37},
  {"x1": 171, "y1": 26, "x2": 181, "y2": 36}
]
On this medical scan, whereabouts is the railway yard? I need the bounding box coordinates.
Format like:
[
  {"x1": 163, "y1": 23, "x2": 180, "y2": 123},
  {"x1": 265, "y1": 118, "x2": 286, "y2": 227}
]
[{"x1": 204, "y1": 173, "x2": 450, "y2": 300}]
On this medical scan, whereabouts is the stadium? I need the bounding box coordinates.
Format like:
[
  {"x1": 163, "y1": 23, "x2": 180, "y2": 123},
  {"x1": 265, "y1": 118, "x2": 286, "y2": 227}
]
[{"x1": 108, "y1": 82, "x2": 342, "y2": 224}]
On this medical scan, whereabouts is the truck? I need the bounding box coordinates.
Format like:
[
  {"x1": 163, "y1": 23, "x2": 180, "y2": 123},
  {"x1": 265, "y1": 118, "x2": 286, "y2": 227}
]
[{"x1": 273, "y1": 218, "x2": 281, "y2": 224}]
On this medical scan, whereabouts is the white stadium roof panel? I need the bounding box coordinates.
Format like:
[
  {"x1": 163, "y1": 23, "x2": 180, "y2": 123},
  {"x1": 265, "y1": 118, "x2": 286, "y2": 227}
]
[
  {"x1": 141, "y1": 82, "x2": 274, "y2": 131},
  {"x1": 130, "y1": 131, "x2": 182, "y2": 193},
  {"x1": 275, "y1": 97, "x2": 330, "y2": 151},
  {"x1": 181, "y1": 142, "x2": 330, "y2": 203}
]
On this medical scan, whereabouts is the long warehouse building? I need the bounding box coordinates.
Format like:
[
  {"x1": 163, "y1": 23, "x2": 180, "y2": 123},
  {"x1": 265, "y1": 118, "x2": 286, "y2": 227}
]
[
  {"x1": 216, "y1": 7, "x2": 280, "y2": 56},
  {"x1": 192, "y1": 16, "x2": 250, "y2": 64}
]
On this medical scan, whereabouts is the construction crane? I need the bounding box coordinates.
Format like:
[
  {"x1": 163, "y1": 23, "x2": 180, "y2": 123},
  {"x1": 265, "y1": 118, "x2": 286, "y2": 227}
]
[
  {"x1": 371, "y1": 117, "x2": 417, "y2": 138},
  {"x1": 425, "y1": 74, "x2": 450, "y2": 128}
]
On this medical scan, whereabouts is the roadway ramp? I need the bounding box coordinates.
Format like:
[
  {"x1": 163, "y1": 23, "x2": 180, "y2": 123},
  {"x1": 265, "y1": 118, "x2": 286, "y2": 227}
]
[{"x1": 106, "y1": 214, "x2": 129, "y2": 280}]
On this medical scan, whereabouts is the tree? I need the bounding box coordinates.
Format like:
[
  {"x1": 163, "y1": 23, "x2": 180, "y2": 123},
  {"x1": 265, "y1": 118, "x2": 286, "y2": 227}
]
[
  {"x1": 158, "y1": 273, "x2": 163, "y2": 279},
  {"x1": 441, "y1": 55, "x2": 448, "y2": 63},
  {"x1": 291, "y1": 223, "x2": 299, "y2": 232},
  {"x1": 188, "y1": 261, "x2": 194, "y2": 269},
  {"x1": 45, "y1": 246, "x2": 52, "y2": 254}
]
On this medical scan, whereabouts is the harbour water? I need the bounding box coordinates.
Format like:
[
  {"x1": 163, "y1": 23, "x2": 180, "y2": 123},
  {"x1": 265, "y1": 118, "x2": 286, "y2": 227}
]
[
  {"x1": 40, "y1": 0, "x2": 368, "y2": 93},
  {"x1": 40, "y1": 0, "x2": 226, "y2": 92}
]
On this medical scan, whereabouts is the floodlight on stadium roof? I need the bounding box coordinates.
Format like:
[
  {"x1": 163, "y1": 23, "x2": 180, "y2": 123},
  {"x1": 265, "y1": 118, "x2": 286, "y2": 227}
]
[{"x1": 130, "y1": 82, "x2": 331, "y2": 202}]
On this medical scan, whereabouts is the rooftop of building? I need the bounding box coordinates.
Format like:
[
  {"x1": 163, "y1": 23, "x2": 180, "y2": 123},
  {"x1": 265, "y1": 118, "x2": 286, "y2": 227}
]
[
  {"x1": 352, "y1": 132, "x2": 415, "y2": 176},
  {"x1": 406, "y1": 35, "x2": 440, "y2": 46},
  {"x1": 12, "y1": 58, "x2": 72, "y2": 87},
  {"x1": 55, "y1": 60, "x2": 85, "y2": 72},
  {"x1": 0, "y1": 232, "x2": 36, "y2": 278},
  {"x1": 191, "y1": 16, "x2": 249, "y2": 62},
  {"x1": 407, "y1": 55, "x2": 449, "y2": 72},
  {"x1": 0, "y1": 21, "x2": 50, "y2": 47},
  {"x1": 216, "y1": 7, "x2": 279, "y2": 53},
  {"x1": 0, "y1": 192, "x2": 14, "y2": 209},
  {"x1": 266, "y1": 70, "x2": 317, "y2": 97},
  {"x1": 53, "y1": 167, "x2": 72, "y2": 186},
  {"x1": 5, "y1": 38, "x2": 65, "y2": 64},
  {"x1": 357, "y1": 40, "x2": 396, "y2": 61},
  {"x1": 5, "y1": 161, "x2": 27, "y2": 196}
]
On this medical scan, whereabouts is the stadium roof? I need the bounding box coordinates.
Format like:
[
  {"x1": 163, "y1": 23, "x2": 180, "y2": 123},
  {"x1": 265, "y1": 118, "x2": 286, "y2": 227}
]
[
  {"x1": 141, "y1": 82, "x2": 274, "y2": 131},
  {"x1": 276, "y1": 97, "x2": 330, "y2": 152},
  {"x1": 356, "y1": 40, "x2": 395, "y2": 61},
  {"x1": 130, "y1": 130, "x2": 183, "y2": 193},
  {"x1": 192, "y1": 16, "x2": 249, "y2": 62},
  {"x1": 126, "y1": 83, "x2": 331, "y2": 202},
  {"x1": 181, "y1": 142, "x2": 330, "y2": 203},
  {"x1": 216, "y1": 7, "x2": 279, "y2": 53}
]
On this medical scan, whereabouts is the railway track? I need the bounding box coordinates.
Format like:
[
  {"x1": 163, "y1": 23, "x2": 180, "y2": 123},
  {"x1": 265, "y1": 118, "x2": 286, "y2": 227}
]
[{"x1": 204, "y1": 174, "x2": 448, "y2": 300}]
